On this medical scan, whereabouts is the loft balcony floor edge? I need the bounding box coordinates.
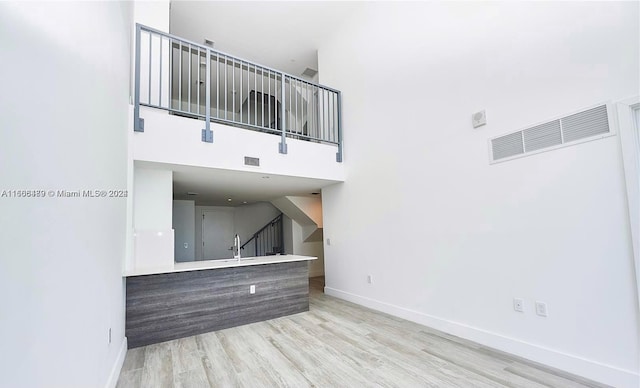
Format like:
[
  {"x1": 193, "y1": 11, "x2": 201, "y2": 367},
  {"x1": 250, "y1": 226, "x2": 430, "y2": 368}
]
[
  {"x1": 133, "y1": 24, "x2": 343, "y2": 162},
  {"x1": 131, "y1": 105, "x2": 346, "y2": 183}
]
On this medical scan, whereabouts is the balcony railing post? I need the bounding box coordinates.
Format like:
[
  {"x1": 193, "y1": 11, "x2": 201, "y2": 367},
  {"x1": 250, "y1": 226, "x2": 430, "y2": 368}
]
[
  {"x1": 133, "y1": 23, "x2": 144, "y2": 132},
  {"x1": 279, "y1": 72, "x2": 288, "y2": 154},
  {"x1": 336, "y1": 91, "x2": 343, "y2": 162},
  {"x1": 201, "y1": 48, "x2": 213, "y2": 143}
]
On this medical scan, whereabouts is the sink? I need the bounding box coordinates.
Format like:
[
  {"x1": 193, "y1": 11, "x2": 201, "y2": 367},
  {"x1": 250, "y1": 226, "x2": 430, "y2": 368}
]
[
  {"x1": 216, "y1": 257, "x2": 258, "y2": 263},
  {"x1": 216, "y1": 258, "x2": 239, "y2": 263}
]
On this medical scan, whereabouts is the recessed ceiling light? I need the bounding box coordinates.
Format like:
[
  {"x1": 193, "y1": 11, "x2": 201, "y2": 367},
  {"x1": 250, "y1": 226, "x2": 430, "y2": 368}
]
[
  {"x1": 243, "y1": 201, "x2": 248, "y2": 204},
  {"x1": 227, "y1": 198, "x2": 232, "y2": 202}
]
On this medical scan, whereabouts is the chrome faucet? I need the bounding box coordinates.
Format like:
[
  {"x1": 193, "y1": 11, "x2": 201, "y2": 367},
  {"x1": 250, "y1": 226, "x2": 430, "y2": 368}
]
[{"x1": 233, "y1": 234, "x2": 241, "y2": 261}]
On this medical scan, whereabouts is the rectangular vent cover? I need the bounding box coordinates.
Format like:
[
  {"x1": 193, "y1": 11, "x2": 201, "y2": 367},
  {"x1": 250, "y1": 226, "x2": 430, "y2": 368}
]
[
  {"x1": 490, "y1": 104, "x2": 610, "y2": 163},
  {"x1": 492, "y1": 131, "x2": 524, "y2": 160},
  {"x1": 302, "y1": 67, "x2": 318, "y2": 78},
  {"x1": 244, "y1": 156, "x2": 260, "y2": 166}
]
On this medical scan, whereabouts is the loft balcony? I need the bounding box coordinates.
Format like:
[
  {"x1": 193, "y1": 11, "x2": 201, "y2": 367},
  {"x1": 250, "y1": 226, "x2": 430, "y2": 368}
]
[{"x1": 132, "y1": 24, "x2": 344, "y2": 181}]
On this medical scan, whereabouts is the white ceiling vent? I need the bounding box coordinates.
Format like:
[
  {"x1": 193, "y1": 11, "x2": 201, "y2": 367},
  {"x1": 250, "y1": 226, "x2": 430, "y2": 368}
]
[
  {"x1": 301, "y1": 68, "x2": 318, "y2": 78},
  {"x1": 244, "y1": 156, "x2": 260, "y2": 167},
  {"x1": 490, "y1": 104, "x2": 612, "y2": 163}
]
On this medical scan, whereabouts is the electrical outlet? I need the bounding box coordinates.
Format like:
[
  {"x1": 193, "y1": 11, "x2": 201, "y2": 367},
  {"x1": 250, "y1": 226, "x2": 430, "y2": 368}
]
[
  {"x1": 326, "y1": 238, "x2": 331, "y2": 246},
  {"x1": 535, "y1": 301, "x2": 548, "y2": 317},
  {"x1": 249, "y1": 285, "x2": 255, "y2": 294},
  {"x1": 367, "y1": 275, "x2": 373, "y2": 284},
  {"x1": 183, "y1": 243, "x2": 188, "y2": 249},
  {"x1": 513, "y1": 298, "x2": 524, "y2": 312}
]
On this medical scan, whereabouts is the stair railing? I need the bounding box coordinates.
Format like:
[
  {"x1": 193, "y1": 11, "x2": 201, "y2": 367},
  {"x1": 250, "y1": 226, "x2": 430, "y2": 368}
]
[{"x1": 240, "y1": 214, "x2": 284, "y2": 257}]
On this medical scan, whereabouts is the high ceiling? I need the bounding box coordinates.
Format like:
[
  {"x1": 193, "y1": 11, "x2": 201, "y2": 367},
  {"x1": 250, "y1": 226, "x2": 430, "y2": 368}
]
[
  {"x1": 136, "y1": 162, "x2": 337, "y2": 206},
  {"x1": 164, "y1": 2, "x2": 354, "y2": 205},
  {"x1": 169, "y1": 1, "x2": 363, "y2": 79}
]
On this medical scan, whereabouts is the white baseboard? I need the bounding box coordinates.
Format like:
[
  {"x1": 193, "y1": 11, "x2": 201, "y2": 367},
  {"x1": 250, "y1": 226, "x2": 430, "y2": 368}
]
[
  {"x1": 105, "y1": 337, "x2": 127, "y2": 388},
  {"x1": 324, "y1": 287, "x2": 639, "y2": 388}
]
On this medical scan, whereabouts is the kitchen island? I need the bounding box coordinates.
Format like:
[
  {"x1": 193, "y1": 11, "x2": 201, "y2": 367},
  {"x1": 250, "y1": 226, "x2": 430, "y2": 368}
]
[{"x1": 124, "y1": 255, "x2": 316, "y2": 348}]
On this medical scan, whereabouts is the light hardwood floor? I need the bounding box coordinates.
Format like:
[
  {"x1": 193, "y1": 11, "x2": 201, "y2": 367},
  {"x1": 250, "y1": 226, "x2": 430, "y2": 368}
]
[{"x1": 117, "y1": 277, "x2": 608, "y2": 388}]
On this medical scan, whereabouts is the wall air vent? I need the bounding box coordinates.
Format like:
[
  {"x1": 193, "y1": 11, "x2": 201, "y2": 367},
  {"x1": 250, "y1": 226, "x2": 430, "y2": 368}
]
[
  {"x1": 302, "y1": 68, "x2": 318, "y2": 78},
  {"x1": 489, "y1": 104, "x2": 612, "y2": 163},
  {"x1": 492, "y1": 131, "x2": 524, "y2": 160},
  {"x1": 244, "y1": 156, "x2": 260, "y2": 167},
  {"x1": 561, "y1": 104, "x2": 610, "y2": 142}
]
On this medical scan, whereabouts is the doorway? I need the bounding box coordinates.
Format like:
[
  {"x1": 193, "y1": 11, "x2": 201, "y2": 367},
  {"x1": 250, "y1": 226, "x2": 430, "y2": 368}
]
[{"x1": 202, "y1": 209, "x2": 234, "y2": 260}]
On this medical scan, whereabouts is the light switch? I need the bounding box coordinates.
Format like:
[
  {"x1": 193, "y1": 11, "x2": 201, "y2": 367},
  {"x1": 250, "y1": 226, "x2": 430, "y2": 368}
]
[{"x1": 535, "y1": 301, "x2": 548, "y2": 317}]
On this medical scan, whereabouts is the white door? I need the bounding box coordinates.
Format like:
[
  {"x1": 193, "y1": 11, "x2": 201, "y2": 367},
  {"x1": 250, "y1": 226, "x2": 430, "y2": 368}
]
[{"x1": 202, "y1": 210, "x2": 234, "y2": 260}]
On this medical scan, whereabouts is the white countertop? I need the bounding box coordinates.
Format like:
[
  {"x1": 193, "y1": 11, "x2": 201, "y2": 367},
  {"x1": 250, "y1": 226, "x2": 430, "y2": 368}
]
[{"x1": 124, "y1": 254, "x2": 317, "y2": 277}]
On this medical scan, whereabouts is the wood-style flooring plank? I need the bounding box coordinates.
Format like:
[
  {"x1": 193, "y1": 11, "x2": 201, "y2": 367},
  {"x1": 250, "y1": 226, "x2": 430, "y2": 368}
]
[
  {"x1": 116, "y1": 370, "x2": 142, "y2": 388},
  {"x1": 116, "y1": 276, "x2": 610, "y2": 388},
  {"x1": 195, "y1": 333, "x2": 242, "y2": 388},
  {"x1": 120, "y1": 347, "x2": 145, "y2": 373},
  {"x1": 140, "y1": 342, "x2": 173, "y2": 388}
]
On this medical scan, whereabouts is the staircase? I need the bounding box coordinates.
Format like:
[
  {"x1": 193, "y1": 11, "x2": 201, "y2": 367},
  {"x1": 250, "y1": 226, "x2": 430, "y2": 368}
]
[
  {"x1": 240, "y1": 214, "x2": 284, "y2": 257},
  {"x1": 271, "y1": 196, "x2": 322, "y2": 242},
  {"x1": 271, "y1": 195, "x2": 324, "y2": 277}
]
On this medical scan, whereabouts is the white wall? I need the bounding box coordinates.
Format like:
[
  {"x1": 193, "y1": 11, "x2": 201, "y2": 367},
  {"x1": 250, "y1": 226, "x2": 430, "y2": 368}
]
[
  {"x1": 133, "y1": 105, "x2": 345, "y2": 182},
  {"x1": 133, "y1": 167, "x2": 172, "y2": 229},
  {"x1": 318, "y1": 2, "x2": 639, "y2": 387},
  {"x1": 0, "y1": 2, "x2": 130, "y2": 387},
  {"x1": 283, "y1": 216, "x2": 294, "y2": 256},
  {"x1": 132, "y1": 167, "x2": 173, "y2": 269},
  {"x1": 292, "y1": 220, "x2": 325, "y2": 277},
  {"x1": 272, "y1": 196, "x2": 315, "y2": 227},
  {"x1": 133, "y1": 0, "x2": 169, "y2": 31},
  {"x1": 283, "y1": 216, "x2": 324, "y2": 277},
  {"x1": 173, "y1": 200, "x2": 195, "y2": 262},
  {"x1": 286, "y1": 196, "x2": 323, "y2": 227}
]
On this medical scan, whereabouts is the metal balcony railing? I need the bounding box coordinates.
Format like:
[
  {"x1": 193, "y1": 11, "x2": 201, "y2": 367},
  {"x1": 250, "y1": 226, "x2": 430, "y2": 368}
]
[{"x1": 133, "y1": 24, "x2": 343, "y2": 162}]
